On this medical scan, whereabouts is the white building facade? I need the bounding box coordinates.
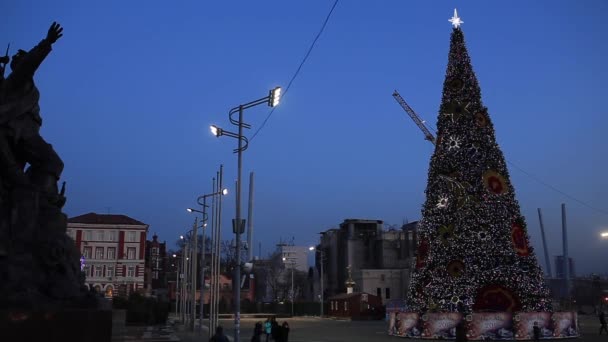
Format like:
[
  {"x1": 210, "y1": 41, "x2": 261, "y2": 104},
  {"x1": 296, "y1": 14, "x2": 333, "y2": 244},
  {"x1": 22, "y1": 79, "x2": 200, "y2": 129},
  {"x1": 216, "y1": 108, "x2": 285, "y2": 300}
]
[
  {"x1": 67, "y1": 213, "x2": 148, "y2": 298},
  {"x1": 278, "y1": 244, "x2": 308, "y2": 272}
]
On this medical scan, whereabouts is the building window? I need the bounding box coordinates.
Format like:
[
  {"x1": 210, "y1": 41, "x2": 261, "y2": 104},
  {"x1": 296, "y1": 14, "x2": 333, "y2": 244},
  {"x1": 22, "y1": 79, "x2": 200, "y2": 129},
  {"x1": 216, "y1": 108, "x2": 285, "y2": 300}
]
[
  {"x1": 376, "y1": 287, "x2": 381, "y2": 298},
  {"x1": 344, "y1": 301, "x2": 348, "y2": 311},
  {"x1": 127, "y1": 266, "x2": 135, "y2": 277},
  {"x1": 385, "y1": 287, "x2": 391, "y2": 299},
  {"x1": 83, "y1": 247, "x2": 92, "y2": 259},
  {"x1": 127, "y1": 247, "x2": 136, "y2": 260},
  {"x1": 106, "y1": 266, "x2": 114, "y2": 278},
  {"x1": 85, "y1": 231, "x2": 92, "y2": 241},
  {"x1": 95, "y1": 247, "x2": 104, "y2": 259},
  {"x1": 128, "y1": 231, "x2": 136, "y2": 242},
  {"x1": 107, "y1": 247, "x2": 116, "y2": 259},
  {"x1": 108, "y1": 231, "x2": 116, "y2": 241},
  {"x1": 153, "y1": 271, "x2": 159, "y2": 279},
  {"x1": 152, "y1": 247, "x2": 159, "y2": 255},
  {"x1": 95, "y1": 266, "x2": 103, "y2": 277},
  {"x1": 84, "y1": 265, "x2": 91, "y2": 276},
  {"x1": 97, "y1": 231, "x2": 104, "y2": 241}
]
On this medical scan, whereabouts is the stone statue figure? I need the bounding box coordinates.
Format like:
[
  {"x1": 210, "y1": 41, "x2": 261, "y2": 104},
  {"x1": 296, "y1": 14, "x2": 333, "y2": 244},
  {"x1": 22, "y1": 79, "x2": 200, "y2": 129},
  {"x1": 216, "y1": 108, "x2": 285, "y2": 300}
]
[
  {"x1": 0, "y1": 22, "x2": 93, "y2": 310},
  {"x1": 0, "y1": 22, "x2": 65, "y2": 206}
]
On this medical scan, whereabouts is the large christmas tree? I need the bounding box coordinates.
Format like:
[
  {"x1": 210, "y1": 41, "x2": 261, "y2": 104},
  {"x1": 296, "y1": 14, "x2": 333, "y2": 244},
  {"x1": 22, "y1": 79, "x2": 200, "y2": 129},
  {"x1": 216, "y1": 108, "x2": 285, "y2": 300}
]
[{"x1": 406, "y1": 12, "x2": 552, "y2": 314}]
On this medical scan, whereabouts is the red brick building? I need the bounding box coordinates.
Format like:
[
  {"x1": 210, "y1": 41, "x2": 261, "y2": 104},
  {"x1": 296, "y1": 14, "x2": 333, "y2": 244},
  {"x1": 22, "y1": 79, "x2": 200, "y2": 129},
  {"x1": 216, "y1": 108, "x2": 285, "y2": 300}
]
[
  {"x1": 328, "y1": 292, "x2": 383, "y2": 320},
  {"x1": 145, "y1": 233, "x2": 167, "y2": 294},
  {"x1": 67, "y1": 213, "x2": 148, "y2": 297}
]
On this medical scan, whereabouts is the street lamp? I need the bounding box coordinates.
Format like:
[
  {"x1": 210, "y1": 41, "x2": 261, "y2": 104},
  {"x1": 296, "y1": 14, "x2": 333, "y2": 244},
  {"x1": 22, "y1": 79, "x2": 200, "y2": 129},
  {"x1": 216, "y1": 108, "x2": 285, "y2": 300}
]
[
  {"x1": 210, "y1": 86, "x2": 281, "y2": 342},
  {"x1": 178, "y1": 231, "x2": 193, "y2": 325},
  {"x1": 282, "y1": 257, "x2": 296, "y2": 317},
  {"x1": 601, "y1": 232, "x2": 608, "y2": 238},
  {"x1": 173, "y1": 254, "x2": 180, "y2": 317},
  {"x1": 309, "y1": 246, "x2": 325, "y2": 318},
  {"x1": 187, "y1": 188, "x2": 229, "y2": 333}
]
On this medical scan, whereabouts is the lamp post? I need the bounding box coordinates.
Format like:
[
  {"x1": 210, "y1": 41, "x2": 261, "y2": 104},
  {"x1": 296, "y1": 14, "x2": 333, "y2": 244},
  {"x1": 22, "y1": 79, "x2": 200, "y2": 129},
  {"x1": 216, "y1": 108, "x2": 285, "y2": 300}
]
[
  {"x1": 179, "y1": 230, "x2": 193, "y2": 325},
  {"x1": 282, "y1": 257, "x2": 296, "y2": 317},
  {"x1": 187, "y1": 187, "x2": 228, "y2": 333},
  {"x1": 173, "y1": 254, "x2": 179, "y2": 317},
  {"x1": 309, "y1": 246, "x2": 324, "y2": 318},
  {"x1": 210, "y1": 86, "x2": 281, "y2": 342}
]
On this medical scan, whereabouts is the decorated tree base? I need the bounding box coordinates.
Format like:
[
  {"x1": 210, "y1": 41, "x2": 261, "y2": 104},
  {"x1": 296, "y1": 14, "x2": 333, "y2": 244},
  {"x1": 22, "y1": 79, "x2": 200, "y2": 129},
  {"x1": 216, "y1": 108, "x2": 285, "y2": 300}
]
[{"x1": 387, "y1": 311, "x2": 579, "y2": 340}]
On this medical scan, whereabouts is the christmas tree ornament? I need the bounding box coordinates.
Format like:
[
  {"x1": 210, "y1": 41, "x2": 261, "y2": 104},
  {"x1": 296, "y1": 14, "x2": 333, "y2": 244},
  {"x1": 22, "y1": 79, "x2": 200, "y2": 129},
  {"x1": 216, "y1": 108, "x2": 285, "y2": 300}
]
[
  {"x1": 439, "y1": 224, "x2": 456, "y2": 244},
  {"x1": 444, "y1": 101, "x2": 470, "y2": 121},
  {"x1": 467, "y1": 143, "x2": 481, "y2": 158},
  {"x1": 475, "y1": 111, "x2": 489, "y2": 127},
  {"x1": 416, "y1": 239, "x2": 430, "y2": 269},
  {"x1": 448, "y1": 8, "x2": 464, "y2": 28},
  {"x1": 448, "y1": 136, "x2": 462, "y2": 150},
  {"x1": 436, "y1": 196, "x2": 449, "y2": 209},
  {"x1": 447, "y1": 260, "x2": 465, "y2": 277},
  {"x1": 483, "y1": 170, "x2": 508, "y2": 195},
  {"x1": 447, "y1": 77, "x2": 465, "y2": 91},
  {"x1": 511, "y1": 222, "x2": 530, "y2": 256}
]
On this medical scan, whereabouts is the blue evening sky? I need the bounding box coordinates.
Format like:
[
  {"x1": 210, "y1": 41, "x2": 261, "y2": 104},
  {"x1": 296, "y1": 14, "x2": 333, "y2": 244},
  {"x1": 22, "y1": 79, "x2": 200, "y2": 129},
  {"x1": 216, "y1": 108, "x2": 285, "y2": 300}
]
[{"x1": 2, "y1": 1, "x2": 606, "y2": 274}]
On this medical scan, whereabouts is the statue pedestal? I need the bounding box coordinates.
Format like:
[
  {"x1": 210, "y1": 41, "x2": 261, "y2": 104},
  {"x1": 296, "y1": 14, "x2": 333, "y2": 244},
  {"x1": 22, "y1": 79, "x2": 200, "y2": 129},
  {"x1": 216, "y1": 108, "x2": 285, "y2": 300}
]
[{"x1": 0, "y1": 309, "x2": 112, "y2": 342}]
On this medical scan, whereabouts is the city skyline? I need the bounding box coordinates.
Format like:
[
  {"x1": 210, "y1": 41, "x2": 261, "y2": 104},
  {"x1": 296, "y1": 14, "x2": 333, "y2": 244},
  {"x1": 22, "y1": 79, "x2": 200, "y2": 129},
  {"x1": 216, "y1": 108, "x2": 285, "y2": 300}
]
[{"x1": 2, "y1": 0, "x2": 606, "y2": 275}]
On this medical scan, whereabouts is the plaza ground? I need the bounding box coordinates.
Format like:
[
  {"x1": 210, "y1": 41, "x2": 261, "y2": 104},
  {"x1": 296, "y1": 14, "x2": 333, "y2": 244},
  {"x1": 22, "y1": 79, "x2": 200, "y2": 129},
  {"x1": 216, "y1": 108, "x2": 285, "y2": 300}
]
[{"x1": 113, "y1": 314, "x2": 607, "y2": 342}]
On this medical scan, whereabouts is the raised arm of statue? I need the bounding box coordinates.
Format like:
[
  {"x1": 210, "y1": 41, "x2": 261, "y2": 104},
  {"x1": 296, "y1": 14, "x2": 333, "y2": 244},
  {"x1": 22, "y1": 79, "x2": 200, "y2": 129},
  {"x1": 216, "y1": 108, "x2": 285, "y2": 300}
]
[{"x1": 6, "y1": 22, "x2": 62, "y2": 87}]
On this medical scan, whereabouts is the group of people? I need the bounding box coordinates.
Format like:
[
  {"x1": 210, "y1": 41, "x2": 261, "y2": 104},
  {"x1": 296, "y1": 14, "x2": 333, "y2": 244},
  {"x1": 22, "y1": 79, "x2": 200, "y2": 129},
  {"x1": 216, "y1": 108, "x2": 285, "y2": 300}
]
[
  {"x1": 208, "y1": 317, "x2": 290, "y2": 342},
  {"x1": 254, "y1": 317, "x2": 290, "y2": 342}
]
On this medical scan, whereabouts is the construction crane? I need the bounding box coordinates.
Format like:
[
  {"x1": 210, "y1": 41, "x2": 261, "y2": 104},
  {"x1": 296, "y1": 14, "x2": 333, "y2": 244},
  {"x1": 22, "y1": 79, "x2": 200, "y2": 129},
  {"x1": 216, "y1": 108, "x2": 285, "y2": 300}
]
[{"x1": 392, "y1": 90, "x2": 436, "y2": 145}]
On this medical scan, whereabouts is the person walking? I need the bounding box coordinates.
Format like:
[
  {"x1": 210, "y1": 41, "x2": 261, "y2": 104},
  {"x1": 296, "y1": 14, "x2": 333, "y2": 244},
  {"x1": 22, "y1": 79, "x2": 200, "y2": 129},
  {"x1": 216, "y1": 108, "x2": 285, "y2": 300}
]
[
  {"x1": 271, "y1": 317, "x2": 279, "y2": 341},
  {"x1": 280, "y1": 321, "x2": 290, "y2": 342},
  {"x1": 264, "y1": 318, "x2": 272, "y2": 342},
  {"x1": 532, "y1": 322, "x2": 540, "y2": 342},
  {"x1": 455, "y1": 321, "x2": 467, "y2": 342},
  {"x1": 210, "y1": 326, "x2": 229, "y2": 342},
  {"x1": 600, "y1": 311, "x2": 608, "y2": 335},
  {"x1": 251, "y1": 322, "x2": 263, "y2": 342}
]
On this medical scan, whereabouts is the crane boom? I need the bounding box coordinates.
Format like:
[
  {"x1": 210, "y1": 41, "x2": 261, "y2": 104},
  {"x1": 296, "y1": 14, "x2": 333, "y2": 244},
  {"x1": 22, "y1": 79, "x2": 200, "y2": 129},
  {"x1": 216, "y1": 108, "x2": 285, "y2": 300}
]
[{"x1": 392, "y1": 90, "x2": 436, "y2": 145}]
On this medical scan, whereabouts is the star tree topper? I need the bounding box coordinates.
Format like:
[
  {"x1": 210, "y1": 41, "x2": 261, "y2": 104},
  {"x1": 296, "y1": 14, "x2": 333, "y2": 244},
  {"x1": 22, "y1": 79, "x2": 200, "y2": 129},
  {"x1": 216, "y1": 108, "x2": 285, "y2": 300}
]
[{"x1": 449, "y1": 8, "x2": 464, "y2": 28}]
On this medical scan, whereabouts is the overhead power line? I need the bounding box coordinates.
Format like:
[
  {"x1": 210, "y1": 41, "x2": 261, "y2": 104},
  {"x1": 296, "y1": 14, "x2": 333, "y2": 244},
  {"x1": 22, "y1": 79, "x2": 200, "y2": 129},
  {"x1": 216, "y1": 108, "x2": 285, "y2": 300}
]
[
  {"x1": 393, "y1": 91, "x2": 608, "y2": 217},
  {"x1": 249, "y1": 0, "x2": 339, "y2": 143}
]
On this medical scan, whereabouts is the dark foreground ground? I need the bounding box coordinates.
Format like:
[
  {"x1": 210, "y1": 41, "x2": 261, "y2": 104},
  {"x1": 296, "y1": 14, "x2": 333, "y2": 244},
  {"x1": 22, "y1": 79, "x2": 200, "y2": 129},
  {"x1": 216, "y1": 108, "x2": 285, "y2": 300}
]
[{"x1": 174, "y1": 314, "x2": 605, "y2": 342}]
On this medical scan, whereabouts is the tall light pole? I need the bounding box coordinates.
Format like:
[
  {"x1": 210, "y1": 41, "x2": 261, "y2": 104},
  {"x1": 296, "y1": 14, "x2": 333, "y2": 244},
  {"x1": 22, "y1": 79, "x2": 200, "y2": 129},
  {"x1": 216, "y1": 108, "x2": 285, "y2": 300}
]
[
  {"x1": 309, "y1": 246, "x2": 324, "y2": 318},
  {"x1": 173, "y1": 254, "x2": 179, "y2": 317},
  {"x1": 179, "y1": 231, "x2": 193, "y2": 325},
  {"x1": 190, "y1": 218, "x2": 198, "y2": 331},
  {"x1": 187, "y1": 187, "x2": 228, "y2": 333},
  {"x1": 282, "y1": 257, "x2": 296, "y2": 317},
  {"x1": 210, "y1": 86, "x2": 281, "y2": 342}
]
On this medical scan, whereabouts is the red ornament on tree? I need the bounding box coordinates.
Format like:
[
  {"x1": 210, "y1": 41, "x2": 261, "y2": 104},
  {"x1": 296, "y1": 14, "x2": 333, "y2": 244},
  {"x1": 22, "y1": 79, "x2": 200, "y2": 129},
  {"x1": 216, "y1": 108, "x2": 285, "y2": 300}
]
[{"x1": 511, "y1": 222, "x2": 530, "y2": 256}]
